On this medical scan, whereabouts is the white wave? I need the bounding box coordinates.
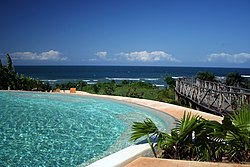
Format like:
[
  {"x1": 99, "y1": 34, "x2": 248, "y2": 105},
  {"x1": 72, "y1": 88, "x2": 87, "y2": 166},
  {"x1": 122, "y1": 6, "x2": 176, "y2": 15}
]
[
  {"x1": 172, "y1": 76, "x2": 183, "y2": 79},
  {"x1": 41, "y1": 79, "x2": 58, "y2": 82},
  {"x1": 83, "y1": 80, "x2": 90, "y2": 82},
  {"x1": 144, "y1": 78, "x2": 159, "y2": 81},
  {"x1": 87, "y1": 82, "x2": 96, "y2": 85},
  {"x1": 93, "y1": 80, "x2": 98, "y2": 82},
  {"x1": 105, "y1": 77, "x2": 140, "y2": 81},
  {"x1": 125, "y1": 78, "x2": 140, "y2": 81},
  {"x1": 241, "y1": 75, "x2": 250, "y2": 78},
  {"x1": 153, "y1": 84, "x2": 165, "y2": 87},
  {"x1": 215, "y1": 76, "x2": 226, "y2": 80}
]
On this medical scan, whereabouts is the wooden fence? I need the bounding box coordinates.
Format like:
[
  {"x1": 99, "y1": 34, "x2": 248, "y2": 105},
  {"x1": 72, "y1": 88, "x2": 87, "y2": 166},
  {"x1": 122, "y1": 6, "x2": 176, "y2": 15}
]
[{"x1": 175, "y1": 78, "x2": 250, "y2": 114}]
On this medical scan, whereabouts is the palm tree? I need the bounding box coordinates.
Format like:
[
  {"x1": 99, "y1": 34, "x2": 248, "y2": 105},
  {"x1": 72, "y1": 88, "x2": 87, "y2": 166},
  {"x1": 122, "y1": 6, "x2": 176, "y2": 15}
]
[
  {"x1": 226, "y1": 105, "x2": 250, "y2": 162},
  {"x1": 130, "y1": 108, "x2": 250, "y2": 162},
  {"x1": 131, "y1": 112, "x2": 203, "y2": 159},
  {"x1": 161, "y1": 112, "x2": 205, "y2": 160},
  {"x1": 198, "y1": 116, "x2": 231, "y2": 161},
  {"x1": 226, "y1": 72, "x2": 247, "y2": 88}
]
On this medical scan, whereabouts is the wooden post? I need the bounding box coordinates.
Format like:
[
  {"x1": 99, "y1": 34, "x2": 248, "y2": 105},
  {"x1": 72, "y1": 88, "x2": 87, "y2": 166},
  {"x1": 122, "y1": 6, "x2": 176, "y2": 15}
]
[{"x1": 175, "y1": 92, "x2": 179, "y2": 101}]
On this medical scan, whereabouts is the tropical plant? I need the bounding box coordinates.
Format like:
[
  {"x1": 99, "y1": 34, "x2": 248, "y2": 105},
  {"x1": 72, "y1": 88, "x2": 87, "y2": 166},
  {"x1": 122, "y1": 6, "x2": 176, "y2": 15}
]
[
  {"x1": 131, "y1": 118, "x2": 166, "y2": 158},
  {"x1": 196, "y1": 71, "x2": 216, "y2": 82},
  {"x1": 131, "y1": 107, "x2": 250, "y2": 163},
  {"x1": 226, "y1": 105, "x2": 250, "y2": 162},
  {"x1": 162, "y1": 112, "x2": 206, "y2": 160},
  {"x1": 225, "y1": 72, "x2": 247, "y2": 88}
]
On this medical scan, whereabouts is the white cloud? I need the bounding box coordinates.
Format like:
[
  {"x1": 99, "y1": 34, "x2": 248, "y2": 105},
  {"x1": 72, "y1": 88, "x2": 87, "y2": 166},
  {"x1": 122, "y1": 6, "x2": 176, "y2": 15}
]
[
  {"x1": 11, "y1": 52, "x2": 37, "y2": 60},
  {"x1": 117, "y1": 51, "x2": 179, "y2": 62},
  {"x1": 90, "y1": 51, "x2": 117, "y2": 61},
  {"x1": 11, "y1": 50, "x2": 67, "y2": 61},
  {"x1": 207, "y1": 52, "x2": 250, "y2": 63},
  {"x1": 38, "y1": 50, "x2": 67, "y2": 60},
  {"x1": 95, "y1": 51, "x2": 108, "y2": 59}
]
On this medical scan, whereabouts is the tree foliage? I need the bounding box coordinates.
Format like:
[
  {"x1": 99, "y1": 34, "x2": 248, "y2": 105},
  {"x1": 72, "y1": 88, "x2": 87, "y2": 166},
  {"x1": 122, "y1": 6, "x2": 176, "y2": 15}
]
[
  {"x1": 55, "y1": 80, "x2": 177, "y2": 102},
  {"x1": 164, "y1": 74, "x2": 176, "y2": 88},
  {"x1": 0, "y1": 53, "x2": 51, "y2": 91},
  {"x1": 131, "y1": 118, "x2": 162, "y2": 157},
  {"x1": 131, "y1": 107, "x2": 250, "y2": 163},
  {"x1": 226, "y1": 72, "x2": 247, "y2": 88},
  {"x1": 6, "y1": 53, "x2": 13, "y2": 72},
  {"x1": 196, "y1": 71, "x2": 216, "y2": 81}
]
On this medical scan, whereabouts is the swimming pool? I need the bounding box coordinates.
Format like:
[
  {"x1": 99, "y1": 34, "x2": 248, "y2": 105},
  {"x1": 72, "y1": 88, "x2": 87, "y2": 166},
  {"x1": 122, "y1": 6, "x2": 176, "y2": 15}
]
[{"x1": 0, "y1": 91, "x2": 175, "y2": 166}]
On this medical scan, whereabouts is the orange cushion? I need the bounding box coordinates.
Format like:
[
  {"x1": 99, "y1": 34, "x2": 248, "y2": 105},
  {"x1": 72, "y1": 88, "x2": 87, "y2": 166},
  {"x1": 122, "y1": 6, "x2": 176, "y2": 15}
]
[{"x1": 70, "y1": 88, "x2": 76, "y2": 93}]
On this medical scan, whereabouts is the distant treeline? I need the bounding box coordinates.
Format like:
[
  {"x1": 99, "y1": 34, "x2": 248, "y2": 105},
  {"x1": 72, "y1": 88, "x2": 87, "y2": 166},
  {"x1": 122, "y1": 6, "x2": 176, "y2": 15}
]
[
  {"x1": 0, "y1": 54, "x2": 51, "y2": 91},
  {"x1": 54, "y1": 75, "x2": 186, "y2": 105},
  {"x1": 54, "y1": 71, "x2": 250, "y2": 106}
]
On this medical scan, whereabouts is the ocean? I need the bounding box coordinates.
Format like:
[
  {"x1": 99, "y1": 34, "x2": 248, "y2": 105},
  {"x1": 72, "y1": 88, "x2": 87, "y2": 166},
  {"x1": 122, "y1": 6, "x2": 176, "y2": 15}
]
[{"x1": 15, "y1": 66, "x2": 250, "y2": 87}]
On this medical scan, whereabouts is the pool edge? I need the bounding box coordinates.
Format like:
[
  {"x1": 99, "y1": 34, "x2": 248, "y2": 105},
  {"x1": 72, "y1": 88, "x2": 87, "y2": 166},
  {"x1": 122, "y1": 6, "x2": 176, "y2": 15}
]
[{"x1": 81, "y1": 143, "x2": 152, "y2": 167}]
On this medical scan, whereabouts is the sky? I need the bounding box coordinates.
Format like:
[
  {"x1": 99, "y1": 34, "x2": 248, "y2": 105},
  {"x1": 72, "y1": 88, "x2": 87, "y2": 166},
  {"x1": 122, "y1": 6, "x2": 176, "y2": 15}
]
[{"x1": 0, "y1": 0, "x2": 250, "y2": 67}]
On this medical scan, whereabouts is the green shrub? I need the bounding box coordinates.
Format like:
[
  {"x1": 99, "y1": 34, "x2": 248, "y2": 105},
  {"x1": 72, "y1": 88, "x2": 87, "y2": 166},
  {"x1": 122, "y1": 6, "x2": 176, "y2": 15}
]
[{"x1": 131, "y1": 106, "x2": 250, "y2": 163}]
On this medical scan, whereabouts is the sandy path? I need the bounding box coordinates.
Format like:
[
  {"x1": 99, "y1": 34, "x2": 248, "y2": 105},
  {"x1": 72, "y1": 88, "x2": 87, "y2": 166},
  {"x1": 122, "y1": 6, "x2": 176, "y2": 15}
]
[{"x1": 59, "y1": 90, "x2": 223, "y2": 122}]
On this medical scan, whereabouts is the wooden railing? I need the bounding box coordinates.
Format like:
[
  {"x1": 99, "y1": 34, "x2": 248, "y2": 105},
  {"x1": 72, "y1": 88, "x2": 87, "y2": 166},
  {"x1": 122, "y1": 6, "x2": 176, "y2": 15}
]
[{"x1": 175, "y1": 78, "x2": 250, "y2": 114}]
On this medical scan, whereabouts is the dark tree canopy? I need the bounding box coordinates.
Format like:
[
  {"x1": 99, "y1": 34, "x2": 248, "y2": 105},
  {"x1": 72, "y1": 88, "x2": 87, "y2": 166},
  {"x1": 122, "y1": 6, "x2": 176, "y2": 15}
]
[
  {"x1": 164, "y1": 74, "x2": 176, "y2": 87},
  {"x1": 196, "y1": 71, "x2": 216, "y2": 82},
  {"x1": 6, "y1": 53, "x2": 14, "y2": 72},
  {"x1": 226, "y1": 72, "x2": 247, "y2": 88},
  {"x1": 0, "y1": 59, "x2": 2, "y2": 69},
  {"x1": 0, "y1": 53, "x2": 51, "y2": 91}
]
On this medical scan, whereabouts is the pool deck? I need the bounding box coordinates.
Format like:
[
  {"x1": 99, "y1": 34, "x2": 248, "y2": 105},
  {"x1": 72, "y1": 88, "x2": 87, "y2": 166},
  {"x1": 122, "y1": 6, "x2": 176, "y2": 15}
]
[{"x1": 61, "y1": 90, "x2": 223, "y2": 122}]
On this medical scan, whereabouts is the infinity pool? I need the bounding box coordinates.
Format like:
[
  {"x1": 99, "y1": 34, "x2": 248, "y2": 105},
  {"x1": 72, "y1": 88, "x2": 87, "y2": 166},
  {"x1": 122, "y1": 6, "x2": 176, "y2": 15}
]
[{"x1": 0, "y1": 91, "x2": 175, "y2": 166}]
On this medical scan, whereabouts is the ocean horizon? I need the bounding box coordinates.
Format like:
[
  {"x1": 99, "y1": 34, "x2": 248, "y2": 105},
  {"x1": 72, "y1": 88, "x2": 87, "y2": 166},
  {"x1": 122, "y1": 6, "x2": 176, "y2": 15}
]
[{"x1": 15, "y1": 66, "x2": 250, "y2": 87}]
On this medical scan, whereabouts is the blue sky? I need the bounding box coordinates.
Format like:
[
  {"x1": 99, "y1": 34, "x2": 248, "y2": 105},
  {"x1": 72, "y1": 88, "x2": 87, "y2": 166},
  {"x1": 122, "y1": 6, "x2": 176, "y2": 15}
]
[{"x1": 0, "y1": 0, "x2": 250, "y2": 67}]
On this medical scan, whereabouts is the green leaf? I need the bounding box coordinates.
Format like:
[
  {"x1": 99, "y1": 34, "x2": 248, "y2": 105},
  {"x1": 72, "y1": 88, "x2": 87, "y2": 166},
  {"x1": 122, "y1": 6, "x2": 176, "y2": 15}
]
[{"x1": 130, "y1": 118, "x2": 159, "y2": 141}]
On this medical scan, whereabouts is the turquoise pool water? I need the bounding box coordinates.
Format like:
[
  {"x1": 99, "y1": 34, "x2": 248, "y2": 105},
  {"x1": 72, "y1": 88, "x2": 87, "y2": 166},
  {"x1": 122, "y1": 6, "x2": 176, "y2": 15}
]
[{"x1": 0, "y1": 91, "x2": 175, "y2": 166}]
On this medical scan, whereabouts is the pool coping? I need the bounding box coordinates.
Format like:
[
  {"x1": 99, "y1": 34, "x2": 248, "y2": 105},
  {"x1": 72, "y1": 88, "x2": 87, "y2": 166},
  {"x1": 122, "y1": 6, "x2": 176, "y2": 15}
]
[{"x1": 81, "y1": 143, "x2": 153, "y2": 167}]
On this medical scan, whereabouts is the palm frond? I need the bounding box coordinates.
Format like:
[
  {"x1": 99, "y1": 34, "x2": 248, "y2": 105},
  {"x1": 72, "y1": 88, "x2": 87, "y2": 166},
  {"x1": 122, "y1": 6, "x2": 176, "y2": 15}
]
[
  {"x1": 130, "y1": 118, "x2": 159, "y2": 141},
  {"x1": 177, "y1": 112, "x2": 201, "y2": 133},
  {"x1": 175, "y1": 112, "x2": 203, "y2": 143},
  {"x1": 230, "y1": 105, "x2": 250, "y2": 129}
]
